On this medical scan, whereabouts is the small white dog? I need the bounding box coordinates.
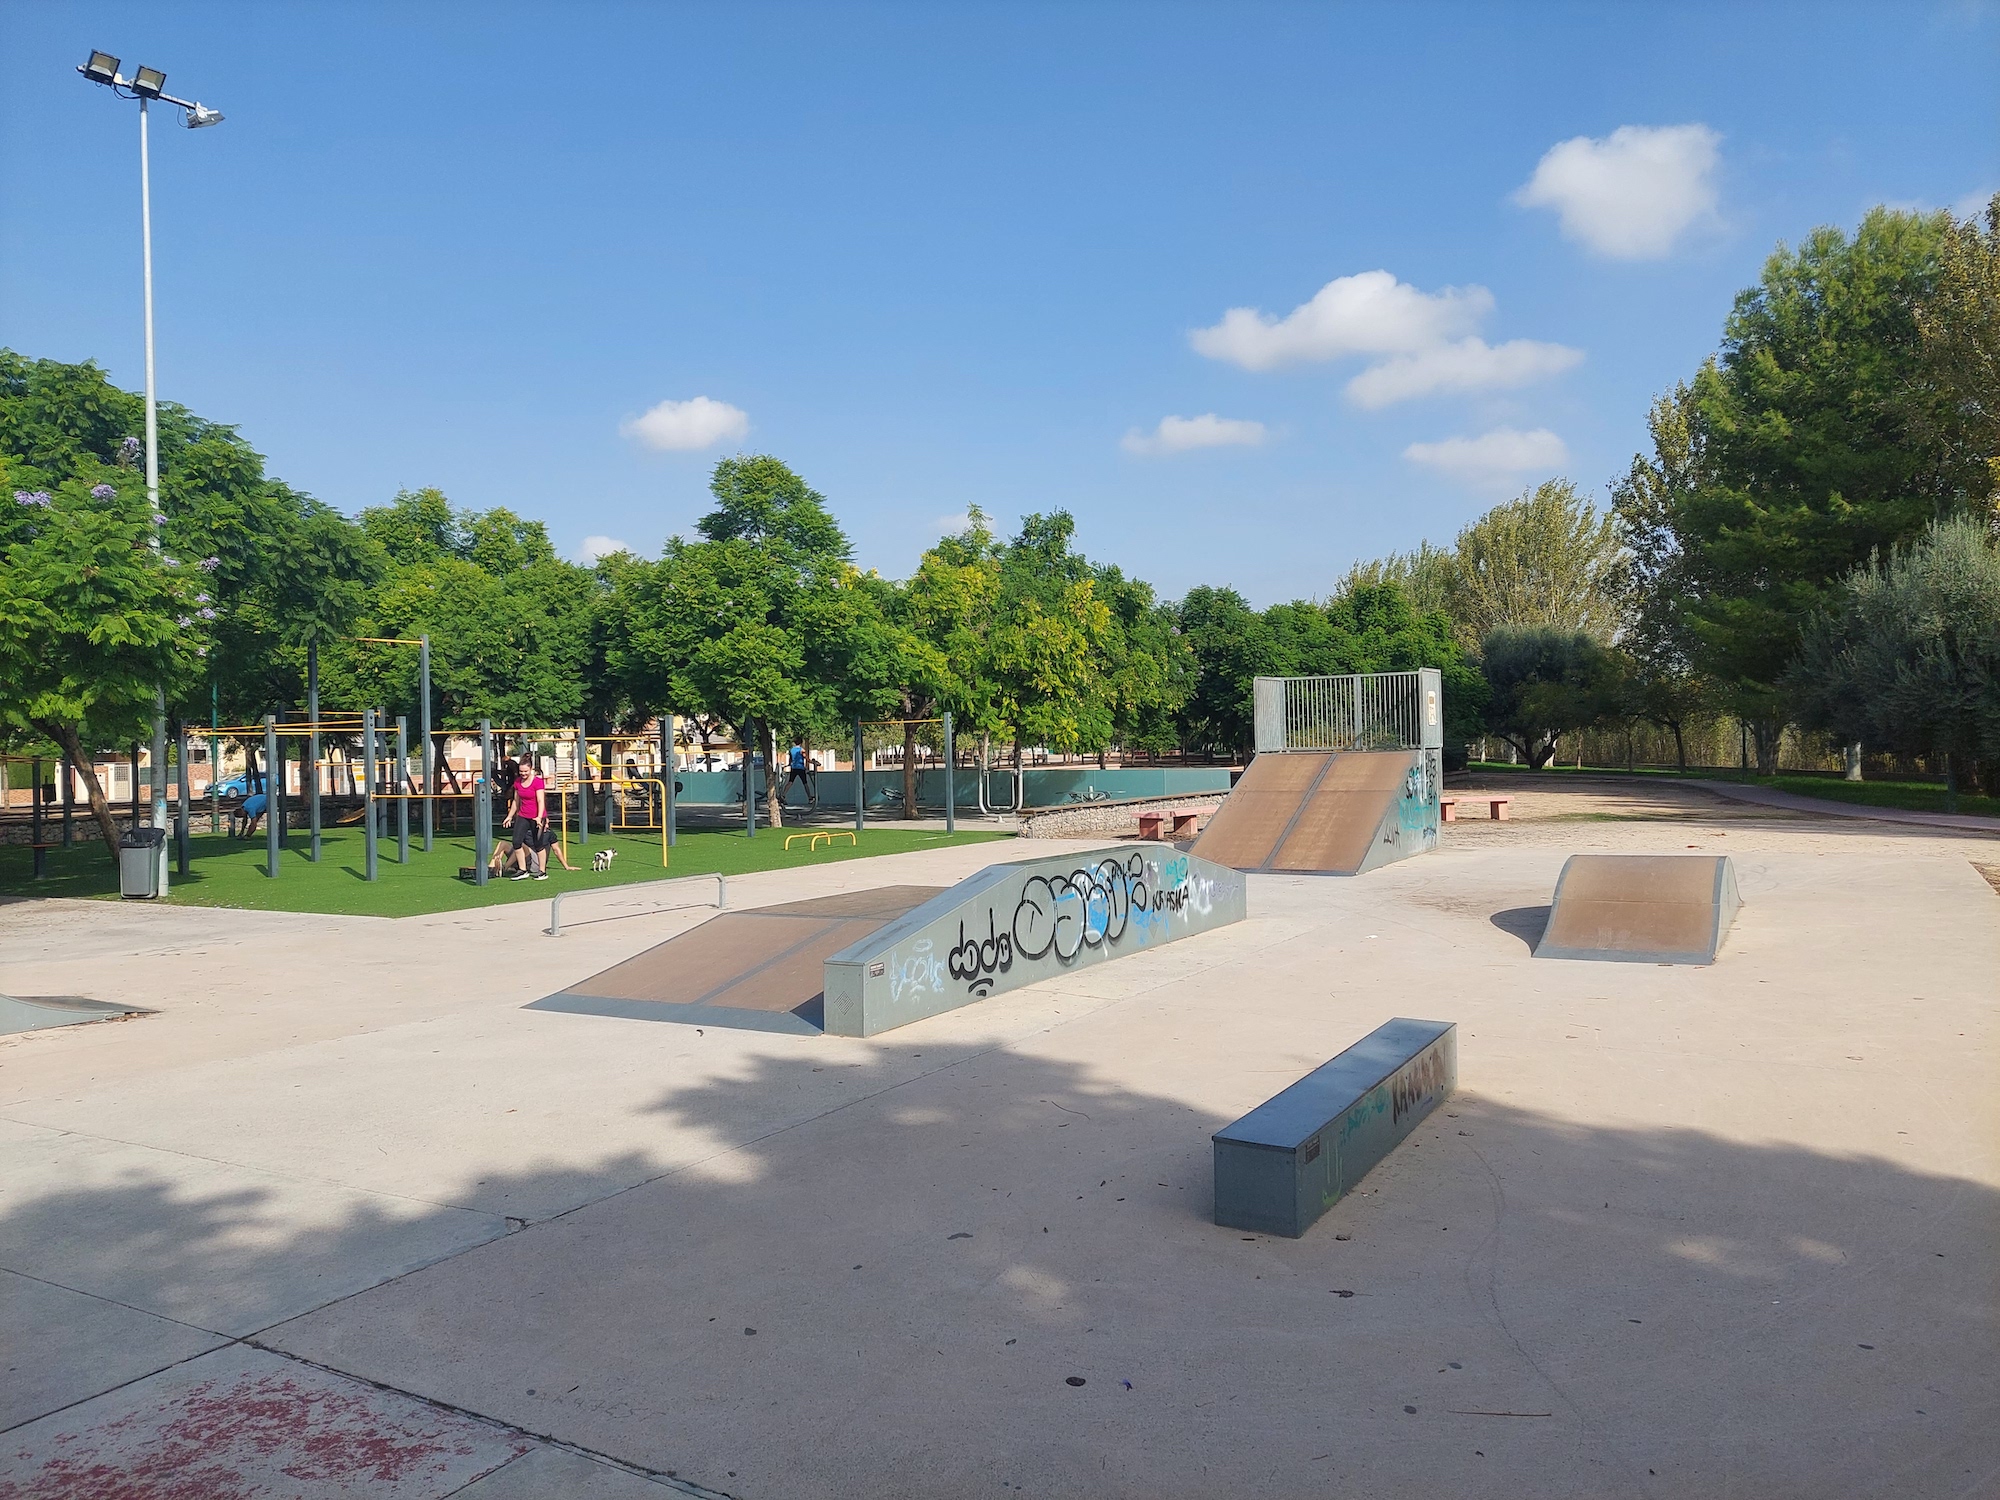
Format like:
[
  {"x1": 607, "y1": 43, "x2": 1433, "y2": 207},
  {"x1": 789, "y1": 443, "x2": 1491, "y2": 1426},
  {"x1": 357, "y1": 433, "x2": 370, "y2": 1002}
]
[{"x1": 592, "y1": 848, "x2": 617, "y2": 873}]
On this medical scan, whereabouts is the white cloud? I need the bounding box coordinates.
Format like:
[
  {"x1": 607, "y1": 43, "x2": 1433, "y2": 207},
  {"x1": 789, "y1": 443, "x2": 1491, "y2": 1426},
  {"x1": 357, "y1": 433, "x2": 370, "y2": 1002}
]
[
  {"x1": 574, "y1": 534, "x2": 631, "y2": 564},
  {"x1": 1191, "y1": 270, "x2": 1491, "y2": 371},
  {"x1": 1345, "y1": 338, "x2": 1585, "y2": 410},
  {"x1": 619, "y1": 395, "x2": 750, "y2": 451},
  {"x1": 1403, "y1": 427, "x2": 1569, "y2": 489},
  {"x1": 1188, "y1": 270, "x2": 1580, "y2": 407},
  {"x1": 932, "y1": 512, "x2": 974, "y2": 535},
  {"x1": 1953, "y1": 187, "x2": 1996, "y2": 221},
  {"x1": 1514, "y1": 124, "x2": 1721, "y2": 259},
  {"x1": 1121, "y1": 413, "x2": 1269, "y2": 456}
]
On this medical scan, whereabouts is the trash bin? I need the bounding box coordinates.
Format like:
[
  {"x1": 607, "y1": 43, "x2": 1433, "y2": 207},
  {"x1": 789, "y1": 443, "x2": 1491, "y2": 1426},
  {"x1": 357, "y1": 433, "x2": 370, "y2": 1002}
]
[{"x1": 119, "y1": 825, "x2": 166, "y2": 899}]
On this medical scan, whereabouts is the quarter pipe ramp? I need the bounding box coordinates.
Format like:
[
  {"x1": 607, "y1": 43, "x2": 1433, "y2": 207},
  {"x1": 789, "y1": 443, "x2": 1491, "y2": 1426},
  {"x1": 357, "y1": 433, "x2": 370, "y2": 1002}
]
[{"x1": 1192, "y1": 750, "x2": 1438, "y2": 876}]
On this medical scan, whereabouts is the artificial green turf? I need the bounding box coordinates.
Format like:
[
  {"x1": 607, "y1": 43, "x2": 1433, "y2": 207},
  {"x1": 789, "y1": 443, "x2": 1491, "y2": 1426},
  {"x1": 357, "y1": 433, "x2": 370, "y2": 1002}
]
[
  {"x1": 0, "y1": 823, "x2": 1012, "y2": 918},
  {"x1": 1465, "y1": 762, "x2": 2000, "y2": 819}
]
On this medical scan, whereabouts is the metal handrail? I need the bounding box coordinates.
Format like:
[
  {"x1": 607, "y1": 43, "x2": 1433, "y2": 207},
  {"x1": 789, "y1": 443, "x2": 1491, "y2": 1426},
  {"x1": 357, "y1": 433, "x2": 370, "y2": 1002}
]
[{"x1": 547, "y1": 871, "x2": 727, "y2": 937}]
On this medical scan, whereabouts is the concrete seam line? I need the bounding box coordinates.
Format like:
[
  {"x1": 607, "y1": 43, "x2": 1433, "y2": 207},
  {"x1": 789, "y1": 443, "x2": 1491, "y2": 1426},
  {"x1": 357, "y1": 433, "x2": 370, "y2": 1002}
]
[
  {"x1": 241, "y1": 1340, "x2": 730, "y2": 1499},
  {"x1": 0, "y1": 1337, "x2": 234, "y2": 1438}
]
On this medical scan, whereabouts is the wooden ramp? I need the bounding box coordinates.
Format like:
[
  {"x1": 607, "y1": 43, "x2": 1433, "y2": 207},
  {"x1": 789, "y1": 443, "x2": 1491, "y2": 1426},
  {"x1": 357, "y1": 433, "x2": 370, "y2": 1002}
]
[
  {"x1": 528, "y1": 886, "x2": 946, "y2": 1034},
  {"x1": 1193, "y1": 750, "x2": 1431, "y2": 876},
  {"x1": 1535, "y1": 854, "x2": 1740, "y2": 965}
]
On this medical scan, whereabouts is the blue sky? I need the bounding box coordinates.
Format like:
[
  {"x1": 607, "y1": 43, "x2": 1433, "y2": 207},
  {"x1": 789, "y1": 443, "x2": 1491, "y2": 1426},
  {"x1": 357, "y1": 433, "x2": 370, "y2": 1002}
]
[{"x1": 3, "y1": 3, "x2": 1996, "y2": 605}]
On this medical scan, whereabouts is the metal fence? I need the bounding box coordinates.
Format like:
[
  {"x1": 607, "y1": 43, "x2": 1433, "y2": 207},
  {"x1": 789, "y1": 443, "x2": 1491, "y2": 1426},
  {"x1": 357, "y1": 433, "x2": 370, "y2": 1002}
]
[{"x1": 1253, "y1": 669, "x2": 1442, "y2": 754}]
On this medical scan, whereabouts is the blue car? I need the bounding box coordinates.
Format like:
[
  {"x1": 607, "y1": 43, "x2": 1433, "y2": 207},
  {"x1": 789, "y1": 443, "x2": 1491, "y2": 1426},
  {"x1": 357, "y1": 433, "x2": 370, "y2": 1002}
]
[{"x1": 211, "y1": 773, "x2": 252, "y2": 797}]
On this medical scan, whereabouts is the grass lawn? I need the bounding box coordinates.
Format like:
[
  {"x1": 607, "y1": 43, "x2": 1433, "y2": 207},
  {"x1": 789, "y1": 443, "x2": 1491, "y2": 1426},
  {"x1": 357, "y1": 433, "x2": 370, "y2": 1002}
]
[
  {"x1": 1465, "y1": 762, "x2": 2000, "y2": 820},
  {"x1": 0, "y1": 824, "x2": 1012, "y2": 919}
]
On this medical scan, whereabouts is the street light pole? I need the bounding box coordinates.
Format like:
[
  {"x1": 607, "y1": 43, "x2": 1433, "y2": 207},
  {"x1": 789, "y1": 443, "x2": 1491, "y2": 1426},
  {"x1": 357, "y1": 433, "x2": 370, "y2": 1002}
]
[
  {"x1": 139, "y1": 94, "x2": 170, "y2": 891},
  {"x1": 78, "y1": 51, "x2": 223, "y2": 898}
]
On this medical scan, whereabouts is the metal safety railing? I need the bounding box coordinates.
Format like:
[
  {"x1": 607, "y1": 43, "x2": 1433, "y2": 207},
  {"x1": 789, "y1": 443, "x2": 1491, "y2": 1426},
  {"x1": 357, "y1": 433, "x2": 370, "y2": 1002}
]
[
  {"x1": 548, "y1": 871, "x2": 728, "y2": 937},
  {"x1": 1254, "y1": 669, "x2": 1442, "y2": 754}
]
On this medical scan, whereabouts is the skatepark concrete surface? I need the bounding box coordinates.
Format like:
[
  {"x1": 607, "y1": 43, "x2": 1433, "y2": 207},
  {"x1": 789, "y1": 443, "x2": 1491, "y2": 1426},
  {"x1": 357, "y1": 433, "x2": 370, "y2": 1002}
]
[{"x1": 1, "y1": 783, "x2": 1995, "y2": 1499}]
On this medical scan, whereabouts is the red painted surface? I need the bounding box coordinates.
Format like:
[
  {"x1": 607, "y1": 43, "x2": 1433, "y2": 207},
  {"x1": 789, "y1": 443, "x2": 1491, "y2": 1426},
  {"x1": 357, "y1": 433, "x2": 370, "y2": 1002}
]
[{"x1": 2, "y1": 1359, "x2": 529, "y2": 1500}]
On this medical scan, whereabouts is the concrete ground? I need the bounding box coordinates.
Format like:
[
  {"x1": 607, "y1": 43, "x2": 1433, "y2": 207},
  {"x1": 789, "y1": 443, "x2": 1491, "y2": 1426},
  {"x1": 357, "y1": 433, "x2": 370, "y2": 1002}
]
[{"x1": 2, "y1": 780, "x2": 1996, "y2": 1498}]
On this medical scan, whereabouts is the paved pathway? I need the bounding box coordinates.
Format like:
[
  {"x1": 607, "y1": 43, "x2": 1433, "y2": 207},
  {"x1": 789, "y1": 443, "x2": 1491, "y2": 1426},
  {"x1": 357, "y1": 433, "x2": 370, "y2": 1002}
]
[{"x1": 1687, "y1": 777, "x2": 2000, "y2": 834}]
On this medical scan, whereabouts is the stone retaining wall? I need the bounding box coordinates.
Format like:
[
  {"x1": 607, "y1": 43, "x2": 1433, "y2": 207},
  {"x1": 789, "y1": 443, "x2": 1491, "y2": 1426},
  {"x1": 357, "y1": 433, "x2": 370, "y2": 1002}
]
[{"x1": 1016, "y1": 789, "x2": 1229, "y2": 839}]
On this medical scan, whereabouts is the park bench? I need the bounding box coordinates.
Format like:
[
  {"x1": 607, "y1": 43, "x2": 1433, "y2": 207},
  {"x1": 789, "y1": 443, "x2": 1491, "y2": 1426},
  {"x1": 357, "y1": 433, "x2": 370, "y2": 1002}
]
[
  {"x1": 1212, "y1": 1017, "x2": 1457, "y2": 1238},
  {"x1": 1440, "y1": 795, "x2": 1510, "y2": 823},
  {"x1": 1139, "y1": 807, "x2": 1207, "y2": 841}
]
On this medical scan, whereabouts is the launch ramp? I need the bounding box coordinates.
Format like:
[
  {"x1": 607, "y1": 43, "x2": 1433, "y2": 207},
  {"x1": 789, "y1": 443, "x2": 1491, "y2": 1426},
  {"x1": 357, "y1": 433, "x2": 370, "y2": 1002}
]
[
  {"x1": 529, "y1": 886, "x2": 945, "y2": 1034},
  {"x1": 1535, "y1": 854, "x2": 1741, "y2": 966}
]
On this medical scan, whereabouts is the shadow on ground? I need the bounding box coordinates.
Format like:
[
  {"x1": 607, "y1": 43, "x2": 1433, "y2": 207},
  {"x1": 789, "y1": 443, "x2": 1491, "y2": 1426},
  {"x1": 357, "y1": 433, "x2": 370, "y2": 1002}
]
[
  {"x1": 3, "y1": 1042, "x2": 1996, "y2": 1500},
  {"x1": 1488, "y1": 906, "x2": 1550, "y2": 950}
]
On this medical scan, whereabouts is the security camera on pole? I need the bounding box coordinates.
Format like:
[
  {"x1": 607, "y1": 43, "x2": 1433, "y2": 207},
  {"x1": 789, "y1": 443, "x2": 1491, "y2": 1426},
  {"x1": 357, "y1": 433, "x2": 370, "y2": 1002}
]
[{"x1": 76, "y1": 51, "x2": 225, "y2": 895}]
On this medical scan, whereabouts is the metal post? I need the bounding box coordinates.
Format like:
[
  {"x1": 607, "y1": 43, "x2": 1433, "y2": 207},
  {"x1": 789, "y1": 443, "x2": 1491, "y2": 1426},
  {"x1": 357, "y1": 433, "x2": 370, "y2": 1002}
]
[
  {"x1": 60, "y1": 752, "x2": 74, "y2": 847},
  {"x1": 209, "y1": 680, "x2": 219, "y2": 834},
  {"x1": 307, "y1": 642, "x2": 321, "y2": 862},
  {"x1": 30, "y1": 756, "x2": 45, "y2": 880},
  {"x1": 362, "y1": 709, "x2": 379, "y2": 882},
  {"x1": 395, "y1": 715, "x2": 410, "y2": 863},
  {"x1": 175, "y1": 724, "x2": 189, "y2": 875},
  {"x1": 263, "y1": 715, "x2": 280, "y2": 878},
  {"x1": 130, "y1": 744, "x2": 140, "y2": 831},
  {"x1": 663, "y1": 714, "x2": 677, "y2": 847},
  {"x1": 419, "y1": 635, "x2": 434, "y2": 851},
  {"x1": 943, "y1": 712, "x2": 956, "y2": 834},
  {"x1": 745, "y1": 739, "x2": 756, "y2": 838},
  {"x1": 275, "y1": 718, "x2": 289, "y2": 850},
  {"x1": 475, "y1": 719, "x2": 492, "y2": 885},
  {"x1": 854, "y1": 718, "x2": 865, "y2": 835},
  {"x1": 577, "y1": 718, "x2": 590, "y2": 847}
]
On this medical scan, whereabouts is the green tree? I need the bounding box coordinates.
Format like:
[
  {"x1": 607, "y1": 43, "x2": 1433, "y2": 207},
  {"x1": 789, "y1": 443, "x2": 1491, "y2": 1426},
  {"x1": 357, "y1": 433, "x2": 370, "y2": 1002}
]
[
  {"x1": 1478, "y1": 625, "x2": 1622, "y2": 770},
  {"x1": 1448, "y1": 479, "x2": 1624, "y2": 646},
  {"x1": 1786, "y1": 516, "x2": 2000, "y2": 807},
  {"x1": 0, "y1": 349, "x2": 380, "y2": 729},
  {"x1": 0, "y1": 467, "x2": 213, "y2": 853},
  {"x1": 1913, "y1": 192, "x2": 2000, "y2": 516},
  {"x1": 320, "y1": 488, "x2": 594, "y2": 738},
  {"x1": 1674, "y1": 208, "x2": 1970, "y2": 766},
  {"x1": 987, "y1": 513, "x2": 1117, "y2": 764},
  {"x1": 608, "y1": 457, "x2": 855, "y2": 827},
  {"x1": 1612, "y1": 385, "x2": 1712, "y2": 769}
]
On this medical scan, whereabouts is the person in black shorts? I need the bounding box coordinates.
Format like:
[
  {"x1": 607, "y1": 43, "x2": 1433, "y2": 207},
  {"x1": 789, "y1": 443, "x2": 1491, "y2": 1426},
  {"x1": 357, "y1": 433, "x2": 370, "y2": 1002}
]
[{"x1": 506, "y1": 754, "x2": 550, "y2": 879}]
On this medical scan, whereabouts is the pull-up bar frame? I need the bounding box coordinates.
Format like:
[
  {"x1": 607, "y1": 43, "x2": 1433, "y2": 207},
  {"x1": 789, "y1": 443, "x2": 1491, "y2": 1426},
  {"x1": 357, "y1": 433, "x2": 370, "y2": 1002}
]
[{"x1": 851, "y1": 714, "x2": 954, "y2": 834}]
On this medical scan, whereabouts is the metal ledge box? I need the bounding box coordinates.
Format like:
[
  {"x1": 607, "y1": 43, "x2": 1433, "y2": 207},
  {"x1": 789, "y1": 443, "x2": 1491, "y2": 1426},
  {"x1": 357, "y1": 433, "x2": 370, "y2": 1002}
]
[{"x1": 1213, "y1": 1018, "x2": 1456, "y2": 1238}]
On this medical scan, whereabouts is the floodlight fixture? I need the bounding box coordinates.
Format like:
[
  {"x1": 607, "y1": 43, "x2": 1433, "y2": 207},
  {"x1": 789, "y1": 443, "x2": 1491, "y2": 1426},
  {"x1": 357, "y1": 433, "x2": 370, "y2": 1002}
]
[
  {"x1": 132, "y1": 65, "x2": 166, "y2": 98},
  {"x1": 81, "y1": 51, "x2": 121, "y2": 85},
  {"x1": 184, "y1": 103, "x2": 223, "y2": 129}
]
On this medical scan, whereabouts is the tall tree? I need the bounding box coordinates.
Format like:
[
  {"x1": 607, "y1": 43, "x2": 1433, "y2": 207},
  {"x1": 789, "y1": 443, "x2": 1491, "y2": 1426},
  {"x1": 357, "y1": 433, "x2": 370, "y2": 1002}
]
[
  {"x1": 1612, "y1": 385, "x2": 1711, "y2": 769},
  {"x1": 1673, "y1": 208, "x2": 1969, "y2": 767},
  {"x1": 0, "y1": 465, "x2": 212, "y2": 852},
  {"x1": 1448, "y1": 479, "x2": 1625, "y2": 646},
  {"x1": 609, "y1": 457, "x2": 855, "y2": 827},
  {"x1": 1912, "y1": 192, "x2": 2000, "y2": 516}
]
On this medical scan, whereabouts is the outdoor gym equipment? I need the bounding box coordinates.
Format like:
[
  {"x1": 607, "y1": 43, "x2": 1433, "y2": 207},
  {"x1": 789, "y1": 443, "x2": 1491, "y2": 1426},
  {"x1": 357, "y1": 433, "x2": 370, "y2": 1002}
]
[
  {"x1": 783, "y1": 829, "x2": 857, "y2": 852},
  {"x1": 851, "y1": 715, "x2": 956, "y2": 836}
]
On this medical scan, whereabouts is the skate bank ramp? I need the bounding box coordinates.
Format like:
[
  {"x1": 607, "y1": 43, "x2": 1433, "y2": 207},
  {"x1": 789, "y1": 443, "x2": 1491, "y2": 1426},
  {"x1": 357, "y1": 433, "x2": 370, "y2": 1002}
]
[
  {"x1": 531, "y1": 844, "x2": 1247, "y2": 1038},
  {"x1": 823, "y1": 844, "x2": 1246, "y2": 1036},
  {"x1": 1535, "y1": 854, "x2": 1741, "y2": 965},
  {"x1": 529, "y1": 886, "x2": 946, "y2": 1035},
  {"x1": 1192, "y1": 750, "x2": 1438, "y2": 876}
]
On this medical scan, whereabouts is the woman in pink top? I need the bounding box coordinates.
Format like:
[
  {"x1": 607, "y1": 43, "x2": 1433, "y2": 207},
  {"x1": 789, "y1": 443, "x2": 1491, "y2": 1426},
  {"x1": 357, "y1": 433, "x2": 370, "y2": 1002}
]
[{"x1": 507, "y1": 755, "x2": 549, "y2": 879}]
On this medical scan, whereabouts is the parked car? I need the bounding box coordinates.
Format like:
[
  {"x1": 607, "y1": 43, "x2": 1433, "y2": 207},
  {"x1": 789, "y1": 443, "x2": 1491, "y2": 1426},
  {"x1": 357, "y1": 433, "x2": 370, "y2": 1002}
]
[{"x1": 210, "y1": 774, "x2": 252, "y2": 797}]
